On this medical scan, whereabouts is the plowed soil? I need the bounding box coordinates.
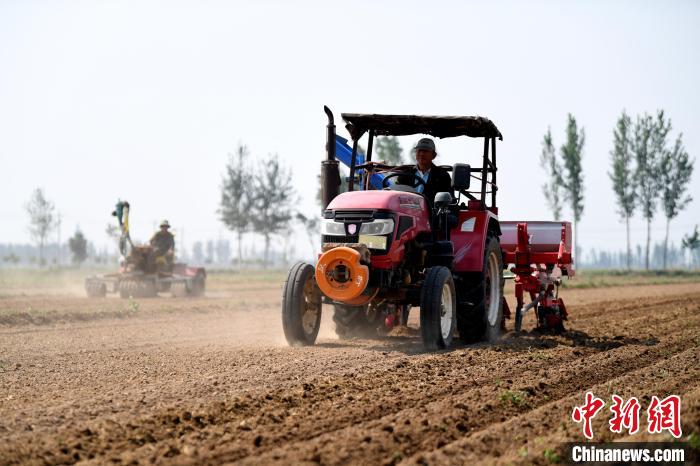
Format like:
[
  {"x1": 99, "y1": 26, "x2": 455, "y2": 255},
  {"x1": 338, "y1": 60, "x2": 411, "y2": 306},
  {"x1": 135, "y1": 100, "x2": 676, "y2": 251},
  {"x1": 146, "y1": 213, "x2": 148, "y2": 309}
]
[{"x1": 1, "y1": 280, "x2": 698, "y2": 465}]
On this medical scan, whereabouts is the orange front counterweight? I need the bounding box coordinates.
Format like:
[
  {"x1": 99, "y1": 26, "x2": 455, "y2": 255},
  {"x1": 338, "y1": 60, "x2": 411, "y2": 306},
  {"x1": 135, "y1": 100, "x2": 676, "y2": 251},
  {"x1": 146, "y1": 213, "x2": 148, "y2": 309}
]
[{"x1": 315, "y1": 246, "x2": 369, "y2": 302}]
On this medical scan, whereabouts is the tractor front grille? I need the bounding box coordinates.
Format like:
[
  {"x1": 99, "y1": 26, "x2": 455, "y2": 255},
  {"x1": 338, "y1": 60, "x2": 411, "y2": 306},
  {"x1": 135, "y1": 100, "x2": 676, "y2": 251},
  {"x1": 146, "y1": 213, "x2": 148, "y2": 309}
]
[
  {"x1": 322, "y1": 209, "x2": 395, "y2": 253},
  {"x1": 333, "y1": 210, "x2": 376, "y2": 222}
]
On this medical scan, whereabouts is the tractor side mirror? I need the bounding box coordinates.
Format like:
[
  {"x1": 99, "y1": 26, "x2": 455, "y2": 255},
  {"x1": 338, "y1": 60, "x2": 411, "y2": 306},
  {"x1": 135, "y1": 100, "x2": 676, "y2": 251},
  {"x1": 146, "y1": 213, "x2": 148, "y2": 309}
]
[
  {"x1": 434, "y1": 192, "x2": 452, "y2": 208},
  {"x1": 452, "y1": 163, "x2": 471, "y2": 190}
]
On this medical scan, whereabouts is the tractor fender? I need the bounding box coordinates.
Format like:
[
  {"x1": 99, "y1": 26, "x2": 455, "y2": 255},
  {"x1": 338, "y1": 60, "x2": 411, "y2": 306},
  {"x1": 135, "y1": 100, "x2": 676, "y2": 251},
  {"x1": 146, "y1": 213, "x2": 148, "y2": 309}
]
[{"x1": 451, "y1": 210, "x2": 501, "y2": 273}]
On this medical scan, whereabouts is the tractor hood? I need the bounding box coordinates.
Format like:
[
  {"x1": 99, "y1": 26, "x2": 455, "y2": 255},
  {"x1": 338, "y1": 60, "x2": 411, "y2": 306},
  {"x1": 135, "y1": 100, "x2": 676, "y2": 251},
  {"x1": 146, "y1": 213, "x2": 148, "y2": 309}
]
[{"x1": 327, "y1": 190, "x2": 428, "y2": 214}]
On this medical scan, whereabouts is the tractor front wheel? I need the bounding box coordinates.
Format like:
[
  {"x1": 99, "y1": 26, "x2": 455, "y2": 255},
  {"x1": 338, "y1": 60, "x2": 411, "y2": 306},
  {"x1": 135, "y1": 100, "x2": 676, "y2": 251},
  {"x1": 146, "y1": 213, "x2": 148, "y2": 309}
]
[
  {"x1": 282, "y1": 262, "x2": 322, "y2": 346},
  {"x1": 420, "y1": 266, "x2": 456, "y2": 350}
]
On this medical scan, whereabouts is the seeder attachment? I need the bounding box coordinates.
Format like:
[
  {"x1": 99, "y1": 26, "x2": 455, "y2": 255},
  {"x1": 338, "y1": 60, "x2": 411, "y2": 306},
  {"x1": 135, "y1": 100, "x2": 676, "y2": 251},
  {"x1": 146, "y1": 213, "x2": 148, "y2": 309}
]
[{"x1": 501, "y1": 221, "x2": 574, "y2": 332}]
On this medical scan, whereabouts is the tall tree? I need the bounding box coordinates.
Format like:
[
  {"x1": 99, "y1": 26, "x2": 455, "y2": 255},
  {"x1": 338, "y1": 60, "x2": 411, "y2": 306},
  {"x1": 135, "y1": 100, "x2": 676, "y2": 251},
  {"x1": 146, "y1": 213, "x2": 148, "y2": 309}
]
[
  {"x1": 250, "y1": 154, "x2": 296, "y2": 267},
  {"x1": 375, "y1": 136, "x2": 404, "y2": 165},
  {"x1": 559, "y1": 114, "x2": 585, "y2": 261},
  {"x1": 660, "y1": 133, "x2": 694, "y2": 269},
  {"x1": 219, "y1": 144, "x2": 253, "y2": 265},
  {"x1": 633, "y1": 111, "x2": 669, "y2": 270},
  {"x1": 540, "y1": 127, "x2": 564, "y2": 220},
  {"x1": 25, "y1": 188, "x2": 56, "y2": 266},
  {"x1": 68, "y1": 229, "x2": 88, "y2": 266},
  {"x1": 608, "y1": 111, "x2": 636, "y2": 270}
]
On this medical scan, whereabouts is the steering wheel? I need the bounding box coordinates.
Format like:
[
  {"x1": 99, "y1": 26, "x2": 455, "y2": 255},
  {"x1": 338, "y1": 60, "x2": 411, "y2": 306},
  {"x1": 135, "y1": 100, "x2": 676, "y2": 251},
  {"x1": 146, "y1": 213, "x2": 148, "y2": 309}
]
[{"x1": 381, "y1": 172, "x2": 427, "y2": 190}]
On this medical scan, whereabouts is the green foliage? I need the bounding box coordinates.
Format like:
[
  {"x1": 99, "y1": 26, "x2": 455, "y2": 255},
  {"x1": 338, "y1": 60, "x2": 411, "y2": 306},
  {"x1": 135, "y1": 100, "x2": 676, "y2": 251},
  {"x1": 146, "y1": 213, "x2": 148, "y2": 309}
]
[
  {"x1": 68, "y1": 229, "x2": 88, "y2": 265},
  {"x1": 687, "y1": 432, "x2": 700, "y2": 451},
  {"x1": 632, "y1": 113, "x2": 660, "y2": 221},
  {"x1": 126, "y1": 297, "x2": 139, "y2": 313},
  {"x1": 543, "y1": 448, "x2": 561, "y2": 463},
  {"x1": 682, "y1": 226, "x2": 700, "y2": 251},
  {"x1": 660, "y1": 132, "x2": 693, "y2": 268},
  {"x1": 660, "y1": 133, "x2": 693, "y2": 220},
  {"x1": 24, "y1": 188, "x2": 56, "y2": 266},
  {"x1": 682, "y1": 226, "x2": 700, "y2": 268},
  {"x1": 375, "y1": 136, "x2": 404, "y2": 165},
  {"x1": 219, "y1": 145, "x2": 254, "y2": 264},
  {"x1": 609, "y1": 111, "x2": 636, "y2": 218},
  {"x1": 499, "y1": 390, "x2": 528, "y2": 407},
  {"x1": 633, "y1": 111, "x2": 672, "y2": 269},
  {"x1": 250, "y1": 154, "x2": 297, "y2": 266},
  {"x1": 540, "y1": 127, "x2": 564, "y2": 220},
  {"x1": 560, "y1": 114, "x2": 585, "y2": 222}
]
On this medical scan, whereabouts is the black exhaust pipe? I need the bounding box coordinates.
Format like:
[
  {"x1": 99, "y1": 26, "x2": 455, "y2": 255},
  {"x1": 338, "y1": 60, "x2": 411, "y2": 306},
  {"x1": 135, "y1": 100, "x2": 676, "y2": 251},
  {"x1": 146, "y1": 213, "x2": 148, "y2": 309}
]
[{"x1": 321, "y1": 106, "x2": 340, "y2": 210}]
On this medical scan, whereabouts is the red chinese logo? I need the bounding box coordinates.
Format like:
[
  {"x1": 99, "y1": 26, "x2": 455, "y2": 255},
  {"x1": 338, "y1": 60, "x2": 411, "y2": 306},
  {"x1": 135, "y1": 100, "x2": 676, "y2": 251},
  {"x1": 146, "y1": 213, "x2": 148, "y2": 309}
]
[
  {"x1": 647, "y1": 395, "x2": 682, "y2": 438},
  {"x1": 572, "y1": 393, "x2": 682, "y2": 439},
  {"x1": 572, "y1": 392, "x2": 606, "y2": 439},
  {"x1": 609, "y1": 394, "x2": 641, "y2": 434}
]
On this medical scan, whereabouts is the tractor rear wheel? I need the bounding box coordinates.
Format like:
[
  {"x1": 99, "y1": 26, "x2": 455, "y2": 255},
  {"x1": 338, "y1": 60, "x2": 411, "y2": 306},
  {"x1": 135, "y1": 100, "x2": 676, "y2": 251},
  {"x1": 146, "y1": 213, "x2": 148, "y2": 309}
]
[
  {"x1": 282, "y1": 262, "x2": 322, "y2": 346},
  {"x1": 332, "y1": 304, "x2": 382, "y2": 339},
  {"x1": 420, "y1": 266, "x2": 456, "y2": 350},
  {"x1": 457, "y1": 235, "x2": 504, "y2": 343}
]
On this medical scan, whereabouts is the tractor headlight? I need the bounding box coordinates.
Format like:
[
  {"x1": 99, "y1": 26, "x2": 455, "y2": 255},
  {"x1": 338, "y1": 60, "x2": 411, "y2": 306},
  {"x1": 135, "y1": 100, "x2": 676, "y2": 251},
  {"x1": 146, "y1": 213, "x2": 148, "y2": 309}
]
[
  {"x1": 359, "y1": 219, "x2": 395, "y2": 236},
  {"x1": 320, "y1": 218, "x2": 346, "y2": 236}
]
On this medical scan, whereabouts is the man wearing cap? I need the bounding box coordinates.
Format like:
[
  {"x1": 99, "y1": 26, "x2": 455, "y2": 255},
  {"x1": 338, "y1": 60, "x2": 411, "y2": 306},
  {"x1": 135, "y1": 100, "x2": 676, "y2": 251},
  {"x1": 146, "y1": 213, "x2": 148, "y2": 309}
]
[
  {"x1": 150, "y1": 220, "x2": 175, "y2": 264},
  {"x1": 399, "y1": 138, "x2": 452, "y2": 206}
]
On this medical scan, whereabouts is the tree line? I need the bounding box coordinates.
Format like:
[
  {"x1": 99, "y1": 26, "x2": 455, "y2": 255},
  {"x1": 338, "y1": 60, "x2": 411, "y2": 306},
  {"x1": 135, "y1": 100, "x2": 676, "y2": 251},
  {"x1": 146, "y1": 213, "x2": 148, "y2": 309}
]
[
  {"x1": 21, "y1": 188, "x2": 88, "y2": 266},
  {"x1": 581, "y1": 237, "x2": 699, "y2": 270},
  {"x1": 541, "y1": 110, "x2": 695, "y2": 270},
  {"x1": 13, "y1": 128, "x2": 696, "y2": 270},
  {"x1": 218, "y1": 144, "x2": 303, "y2": 266},
  {"x1": 219, "y1": 137, "x2": 406, "y2": 266}
]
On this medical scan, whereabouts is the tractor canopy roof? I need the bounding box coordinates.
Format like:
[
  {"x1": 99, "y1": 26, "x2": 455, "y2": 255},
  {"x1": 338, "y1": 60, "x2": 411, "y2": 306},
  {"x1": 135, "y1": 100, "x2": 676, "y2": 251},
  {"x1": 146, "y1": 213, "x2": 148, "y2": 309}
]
[{"x1": 341, "y1": 113, "x2": 503, "y2": 141}]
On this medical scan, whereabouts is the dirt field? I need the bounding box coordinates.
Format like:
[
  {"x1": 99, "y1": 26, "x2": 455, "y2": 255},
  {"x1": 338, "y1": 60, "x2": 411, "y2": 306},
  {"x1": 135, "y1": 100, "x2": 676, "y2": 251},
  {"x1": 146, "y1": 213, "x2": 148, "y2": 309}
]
[{"x1": 1, "y1": 272, "x2": 698, "y2": 465}]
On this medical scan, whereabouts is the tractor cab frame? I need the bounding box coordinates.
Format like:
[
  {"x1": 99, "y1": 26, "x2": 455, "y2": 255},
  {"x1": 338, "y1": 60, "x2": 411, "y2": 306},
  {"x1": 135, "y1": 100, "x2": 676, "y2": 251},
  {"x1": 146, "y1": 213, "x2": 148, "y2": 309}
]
[{"x1": 321, "y1": 106, "x2": 503, "y2": 214}]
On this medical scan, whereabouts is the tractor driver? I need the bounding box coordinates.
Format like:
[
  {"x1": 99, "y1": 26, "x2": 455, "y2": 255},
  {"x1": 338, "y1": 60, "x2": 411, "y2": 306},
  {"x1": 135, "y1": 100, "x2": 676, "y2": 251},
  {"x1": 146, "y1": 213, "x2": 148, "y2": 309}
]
[
  {"x1": 150, "y1": 220, "x2": 175, "y2": 268},
  {"x1": 399, "y1": 138, "x2": 452, "y2": 206}
]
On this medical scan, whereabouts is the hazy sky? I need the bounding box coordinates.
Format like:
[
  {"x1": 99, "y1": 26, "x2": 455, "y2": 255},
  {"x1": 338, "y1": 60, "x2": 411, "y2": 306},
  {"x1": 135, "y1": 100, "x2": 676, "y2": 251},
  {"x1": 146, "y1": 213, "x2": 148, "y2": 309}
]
[{"x1": 1, "y1": 0, "x2": 698, "y2": 260}]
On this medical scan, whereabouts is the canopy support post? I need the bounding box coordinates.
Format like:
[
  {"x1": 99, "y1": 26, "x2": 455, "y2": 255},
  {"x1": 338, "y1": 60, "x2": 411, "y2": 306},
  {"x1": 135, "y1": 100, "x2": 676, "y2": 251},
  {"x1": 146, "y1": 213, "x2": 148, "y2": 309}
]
[
  {"x1": 491, "y1": 137, "x2": 497, "y2": 208},
  {"x1": 348, "y1": 139, "x2": 358, "y2": 191},
  {"x1": 481, "y1": 137, "x2": 489, "y2": 204}
]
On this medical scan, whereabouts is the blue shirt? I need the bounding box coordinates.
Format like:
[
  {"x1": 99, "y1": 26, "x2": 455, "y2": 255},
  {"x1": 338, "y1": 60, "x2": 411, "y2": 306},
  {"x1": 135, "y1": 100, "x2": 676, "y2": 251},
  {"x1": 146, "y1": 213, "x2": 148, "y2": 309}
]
[{"x1": 415, "y1": 168, "x2": 430, "y2": 193}]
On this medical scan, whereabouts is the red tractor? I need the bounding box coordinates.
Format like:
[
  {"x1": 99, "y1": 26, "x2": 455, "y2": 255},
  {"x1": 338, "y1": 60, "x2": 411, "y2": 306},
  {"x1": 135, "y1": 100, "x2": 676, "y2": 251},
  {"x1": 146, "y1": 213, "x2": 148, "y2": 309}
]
[{"x1": 282, "y1": 108, "x2": 573, "y2": 350}]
